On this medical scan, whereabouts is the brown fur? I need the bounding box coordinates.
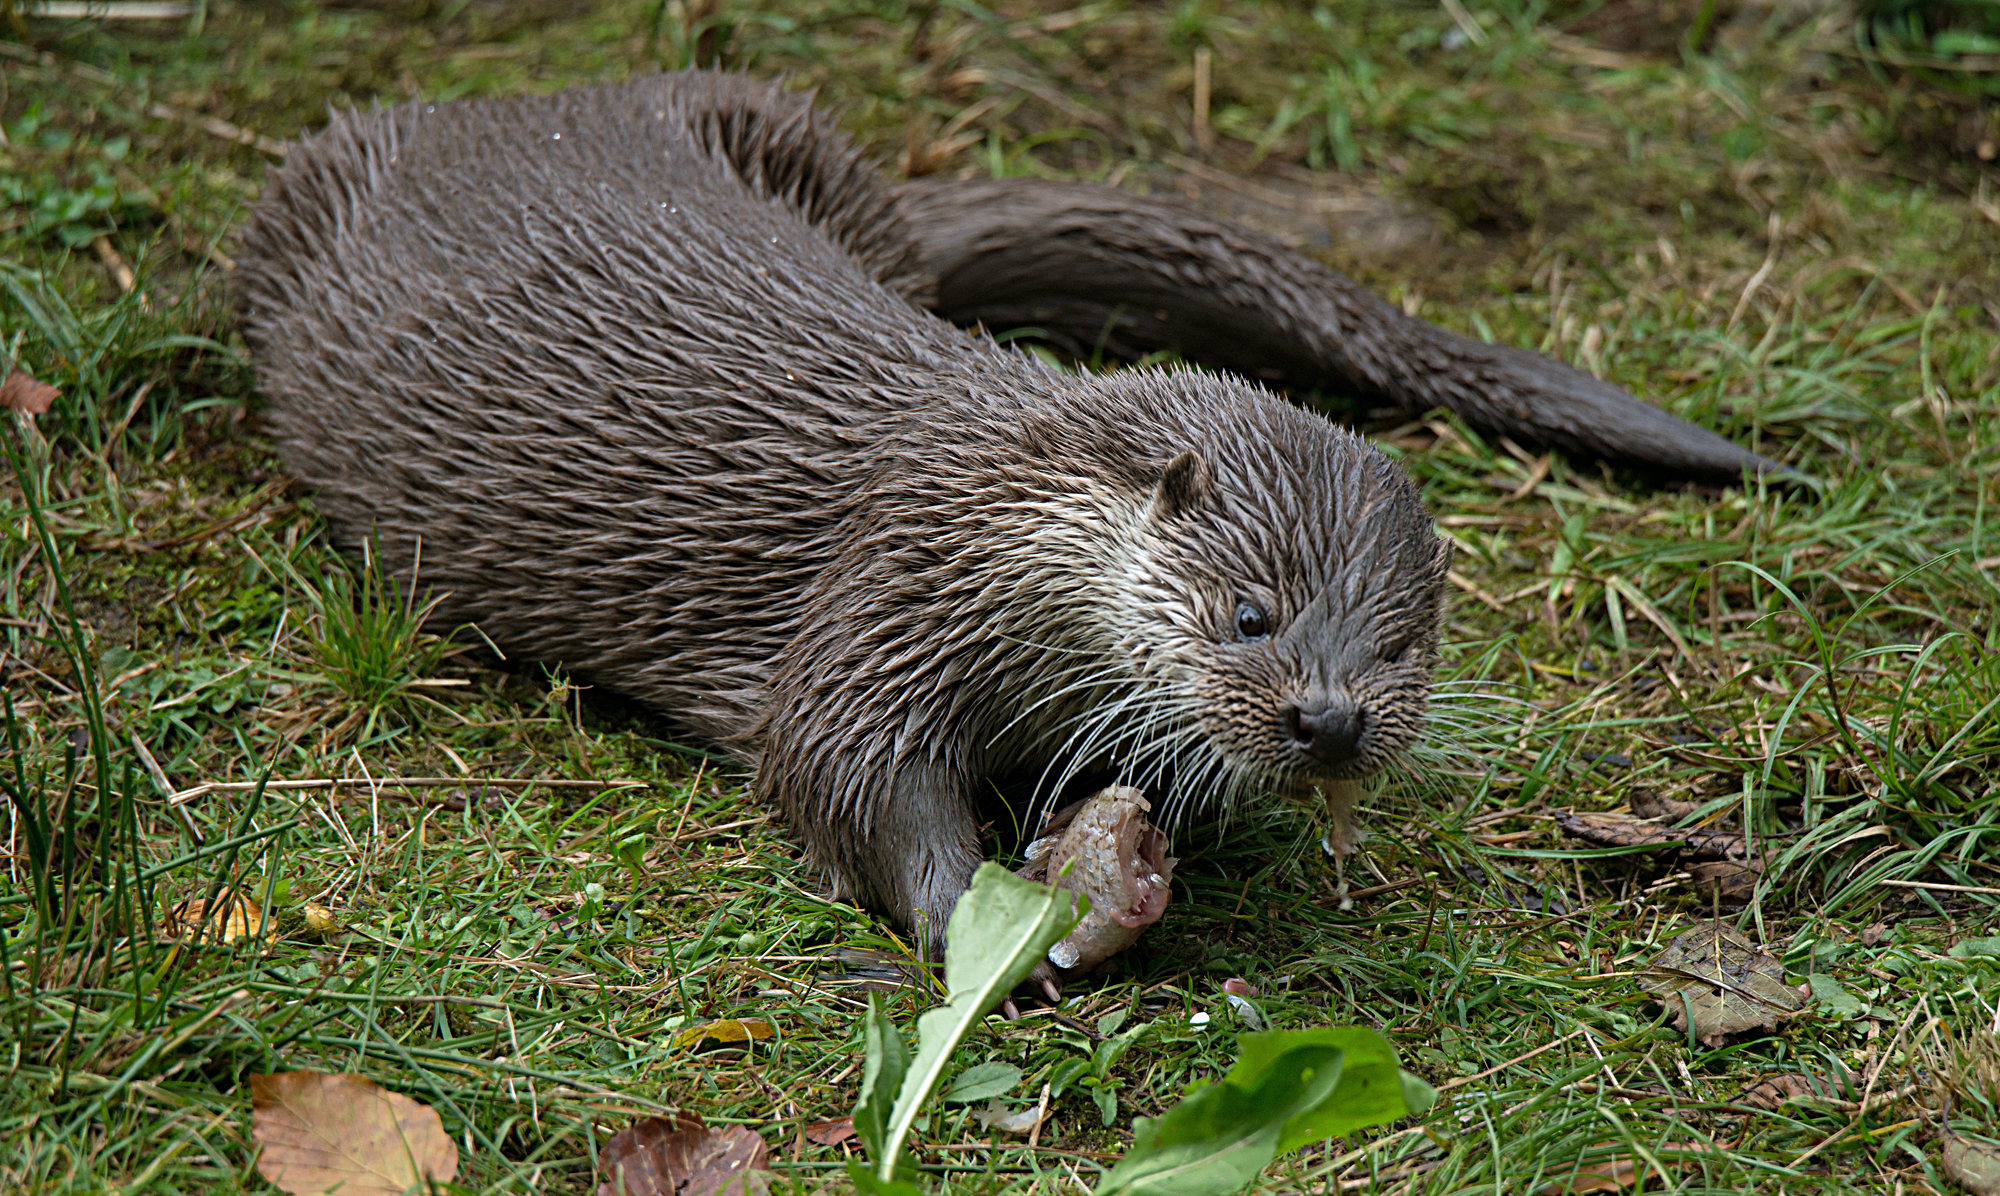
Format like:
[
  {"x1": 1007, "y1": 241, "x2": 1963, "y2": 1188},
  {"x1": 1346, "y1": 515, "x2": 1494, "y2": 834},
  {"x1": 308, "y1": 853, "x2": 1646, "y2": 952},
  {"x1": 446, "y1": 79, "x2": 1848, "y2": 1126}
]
[{"x1": 237, "y1": 71, "x2": 1452, "y2": 954}]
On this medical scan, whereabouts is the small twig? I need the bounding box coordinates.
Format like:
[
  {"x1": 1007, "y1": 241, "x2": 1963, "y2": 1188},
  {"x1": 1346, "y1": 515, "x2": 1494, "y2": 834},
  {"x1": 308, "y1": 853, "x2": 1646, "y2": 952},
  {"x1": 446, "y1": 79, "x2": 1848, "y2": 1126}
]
[
  {"x1": 131, "y1": 731, "x2": 203, "y2": 845},
  {"x1": 1322, "y1": 1124, "x2": 1432, "y2": 1179},
  {"x1": 1726, "y1": 211, "x2": 1783, "y2": 333},
  {"x1": 1343, "y1": 877, "x2": 1426, "y2": 901},
  {"x1": 1879, "y1": 878, "x2": 2000, "y2": 896},
  {"x1": 1789, "y1": 1002, "x2": 1927, "y2": 1169},
  {"x1": 0, "y1": 40, "x2": 288, "y2": 156},
  {"x1": 27, "y1": 2, "x2": 194, "y2": 18},
  {"x1": 168, "y1": 775, "x2": 647, "y2": 806},
  {"x1": 1448, "y1": 570, "x2": 1509, "y2": 613},
  {"x1": 1439, "y1": 1026, "x2": 1588, "y2": 1090},
  {"x1": 1814, "y1": 1081, "x2": 1922, "y2": 1115},
  {"x1": 1191, "y1": 47, "x2": 1213, "y2": 154},
  {"x1": 101, "y1": 378, "x2": 155, "y2": 455},
  {"x1": 1563, "y1": 1081, "x2": 1678, "y2": 1101},
  {"x1": 1439, "y1": 0, "x2": 1487, "y2": 45},
  {"x1": 91, "y1": 235, "x2": 136, "y2": 292}
]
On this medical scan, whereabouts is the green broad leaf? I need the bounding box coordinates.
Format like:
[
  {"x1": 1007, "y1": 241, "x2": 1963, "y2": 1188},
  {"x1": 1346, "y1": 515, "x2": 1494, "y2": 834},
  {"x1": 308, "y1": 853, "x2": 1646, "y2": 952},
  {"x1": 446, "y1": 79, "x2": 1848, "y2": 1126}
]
[
  {"x1": 1049, "y1": 1056, "x2": 1092, "y2": 1100},
  {"x1": 1096, "y1": 1043, "x2": 1346, "y2": 1196},
  {"x1": 1807, "y1": 973, "x2": 1865, "y2": 1017},
  {"x1": 853, "y1": 995, "x2": 912, "y2": 1169},
  {"x1": 877, "y1": 863, "x2": 1082, "y2": 1180},
  {"x1": 1949, "y1": 937, "x2": 2000, "y2": 960},
  {"x1": 1400, "y1": 1070, "x2": 1438, "y2": 1119},
  {"x1": 944, "y1": 1061, "x2": 1023, "y2": 1104},
  {"x1": 847, "y1": 1160, "x2": 927, "y2": 1196},
  {"x1": 1093, "y1": 1083, "x2": 1119, "y2": 1126},
  {"x1": 1095, "y1": 1019, "x2": 1150, "y2": 1077},
  {"x1": 1232, "y1": 1028, "x2": 1430, "y2": 1151}
]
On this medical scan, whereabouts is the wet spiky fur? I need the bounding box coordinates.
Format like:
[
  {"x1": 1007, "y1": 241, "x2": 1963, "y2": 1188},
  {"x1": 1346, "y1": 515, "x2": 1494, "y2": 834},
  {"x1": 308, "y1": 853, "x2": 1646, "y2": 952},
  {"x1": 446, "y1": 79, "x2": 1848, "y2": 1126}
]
[{"x1": 237, "y1": 71, "x2": 1451, "y2": 955}]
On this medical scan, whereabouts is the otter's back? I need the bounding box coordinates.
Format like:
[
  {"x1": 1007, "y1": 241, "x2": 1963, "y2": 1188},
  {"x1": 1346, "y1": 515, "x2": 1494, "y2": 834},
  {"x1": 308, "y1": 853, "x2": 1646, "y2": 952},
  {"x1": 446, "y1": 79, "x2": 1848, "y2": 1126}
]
[{"x1": 237, "y1": 73, "x2": 996, "y2": 741}]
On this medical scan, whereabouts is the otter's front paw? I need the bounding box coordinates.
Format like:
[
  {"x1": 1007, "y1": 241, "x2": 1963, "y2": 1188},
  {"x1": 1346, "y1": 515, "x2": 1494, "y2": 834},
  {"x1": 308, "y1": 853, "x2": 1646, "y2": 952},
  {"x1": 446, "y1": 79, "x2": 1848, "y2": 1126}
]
[{"x1": 1000, "y1": 960, "x2": 1066, "y2": 1019}]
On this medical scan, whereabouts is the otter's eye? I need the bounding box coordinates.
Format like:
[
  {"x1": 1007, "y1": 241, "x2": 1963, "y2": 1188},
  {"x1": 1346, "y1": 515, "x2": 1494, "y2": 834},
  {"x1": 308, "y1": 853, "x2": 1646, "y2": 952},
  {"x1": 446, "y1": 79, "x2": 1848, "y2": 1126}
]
[{"x1": 1234, "y1": 602, "x2": 1270, "y2": 642}]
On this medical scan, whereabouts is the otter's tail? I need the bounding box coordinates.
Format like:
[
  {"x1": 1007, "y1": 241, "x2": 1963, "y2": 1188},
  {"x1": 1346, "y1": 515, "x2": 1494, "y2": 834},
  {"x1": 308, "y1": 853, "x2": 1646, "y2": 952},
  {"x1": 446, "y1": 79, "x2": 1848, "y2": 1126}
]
[{"x1": 891, "y1": 178, "x2": 1787, "y2": 484}]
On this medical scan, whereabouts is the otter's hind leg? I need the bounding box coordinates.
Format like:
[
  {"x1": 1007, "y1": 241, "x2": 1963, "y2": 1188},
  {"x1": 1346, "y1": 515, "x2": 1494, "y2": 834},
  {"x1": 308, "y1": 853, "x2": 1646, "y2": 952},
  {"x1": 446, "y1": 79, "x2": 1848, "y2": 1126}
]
[{"x1": 891, "y1": 177, "x2": 1789, "y2": 485}]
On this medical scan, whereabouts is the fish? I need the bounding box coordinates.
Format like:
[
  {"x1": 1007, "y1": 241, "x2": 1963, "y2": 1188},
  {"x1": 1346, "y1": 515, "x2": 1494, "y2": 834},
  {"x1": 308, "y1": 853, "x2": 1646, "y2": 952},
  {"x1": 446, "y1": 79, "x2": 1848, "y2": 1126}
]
[{"x1": 1016, "y1": 786, "x2": 1177, "y2": 973}]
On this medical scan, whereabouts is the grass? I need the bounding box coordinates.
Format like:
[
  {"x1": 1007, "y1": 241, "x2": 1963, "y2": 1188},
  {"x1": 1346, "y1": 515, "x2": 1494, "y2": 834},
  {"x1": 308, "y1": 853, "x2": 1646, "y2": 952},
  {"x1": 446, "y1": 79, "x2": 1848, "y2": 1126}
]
[{"x1": 1, "y1": 0, "x2": 1998, "y2": 1191}]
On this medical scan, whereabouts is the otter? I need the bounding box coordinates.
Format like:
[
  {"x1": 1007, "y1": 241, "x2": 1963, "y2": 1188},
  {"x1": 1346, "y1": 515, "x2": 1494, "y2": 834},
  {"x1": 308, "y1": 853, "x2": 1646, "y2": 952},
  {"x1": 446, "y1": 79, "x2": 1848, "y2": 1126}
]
[{"x1": 236, "y1": 71, "x2": 1774, "y2": 957}]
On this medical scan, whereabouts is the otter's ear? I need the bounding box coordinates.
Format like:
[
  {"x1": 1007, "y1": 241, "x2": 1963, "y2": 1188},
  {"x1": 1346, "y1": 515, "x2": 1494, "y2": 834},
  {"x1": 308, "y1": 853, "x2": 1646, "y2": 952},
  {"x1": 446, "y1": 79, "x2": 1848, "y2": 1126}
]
[{"x1": 1153, "y1": 451, "x2": 1212, "y2": 521}]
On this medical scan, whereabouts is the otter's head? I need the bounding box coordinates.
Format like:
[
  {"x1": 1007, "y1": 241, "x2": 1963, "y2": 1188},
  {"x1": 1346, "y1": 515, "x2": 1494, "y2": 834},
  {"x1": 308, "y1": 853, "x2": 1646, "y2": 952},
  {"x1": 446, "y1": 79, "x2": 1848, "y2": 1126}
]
[{"x1": 1101, "y1": 377, "x2": 1452, "y2": 801}]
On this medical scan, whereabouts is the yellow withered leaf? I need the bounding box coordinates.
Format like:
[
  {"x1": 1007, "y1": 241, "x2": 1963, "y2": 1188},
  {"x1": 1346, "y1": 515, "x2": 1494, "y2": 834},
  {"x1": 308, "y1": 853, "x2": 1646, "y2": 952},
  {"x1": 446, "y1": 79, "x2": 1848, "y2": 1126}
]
[
  {"x1": 165, "y1": 894, "x2": 267, "y2": 943},
  {"x1": 671, "y1": 1018, "x2": 776, "y2": 1051}
]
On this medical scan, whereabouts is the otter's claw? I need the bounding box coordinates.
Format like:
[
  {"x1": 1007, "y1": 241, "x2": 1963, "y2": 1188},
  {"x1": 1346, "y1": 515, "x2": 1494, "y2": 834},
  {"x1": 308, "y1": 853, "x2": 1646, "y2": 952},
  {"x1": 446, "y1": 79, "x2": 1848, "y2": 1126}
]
[{"x1": 999, "y1": 960, "x2": 1065, "y2": 1019}]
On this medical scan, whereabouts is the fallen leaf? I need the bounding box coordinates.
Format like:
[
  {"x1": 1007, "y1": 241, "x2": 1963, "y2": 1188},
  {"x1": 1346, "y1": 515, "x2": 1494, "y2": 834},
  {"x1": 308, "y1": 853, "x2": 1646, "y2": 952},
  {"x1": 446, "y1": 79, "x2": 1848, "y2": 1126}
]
[
  {"x1": 1735, "y1": 1072, "x2": 1832, "y2": 1110},
  {"x1": 1553, "y1": 810, "x2": 1746, "y2": 859},
  {"x1": 1540, "y1": 1143, "x2": 1701, "y2": 1193},
  {"x1": 802, "y1": 1116, "x2": 855, "y2": 1147},
  {"x1": 0, "y1": 368, "x2": 58, "y2": 416},
  {"x1": 598, "y1": 1114, "x2": 704, "y2": 1196},
  {"x1": 1629, "y1": 790, "x2": 1701, "y2": 821},
  {"x1": 252, "y1": 1071, "x2": 458, "y2": 1196},
  {"x1": 1686, "y1": 859, "x2": 1763, "y2": 903},
  {"x1": 1638, "y1": 921, "x2": 1804, "y2": 1046},
  {"x1": 671, "y1": 1018, "x2": 775, "y2": 1052},
  {"x1": 1942, "y1": 1132, "x2": 2000, "y2": 1196},
  {"x1": 1224, "y1": 993, "x2": 1264, "y2": 1029},
  {"x1": 597, "y1": 1115, "x2": 771, "y2": 1196},
  {"x1": 165, "y1": 894, "x2": 267, "y2": 943},
  {"x1": 973, "y1": 1098, "x2": 1045, "y2": 1136},
  {"x1": 1545, "y1": 1157, "x2": 1640, "y2": 1194}
]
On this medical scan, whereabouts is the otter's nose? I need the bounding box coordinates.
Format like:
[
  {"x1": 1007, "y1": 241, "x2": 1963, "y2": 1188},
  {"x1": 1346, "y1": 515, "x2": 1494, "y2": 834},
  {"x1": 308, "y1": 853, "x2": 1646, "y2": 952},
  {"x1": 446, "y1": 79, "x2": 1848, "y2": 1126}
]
[{"x1": 1286, "y1": 701, "x2": 1363, "y2": 766}]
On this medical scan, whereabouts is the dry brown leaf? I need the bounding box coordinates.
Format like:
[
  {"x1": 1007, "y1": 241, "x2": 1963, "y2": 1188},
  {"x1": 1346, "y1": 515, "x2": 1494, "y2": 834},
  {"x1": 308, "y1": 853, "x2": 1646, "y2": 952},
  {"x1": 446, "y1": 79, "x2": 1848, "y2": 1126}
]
[
  {"x1": 1545, "y1": 1157, "x2": 1640, "y2": 1194},
  {"x1": 598, "y1": 1116, "x2": 771, "y2": 1196},
  {"x1": 1686, "y1": 859, "x2": 1763, "y2": 904},
  {"x1": 1629, "y1": 790, "x2": 1701, "y2": 821},
  {"x1": 599, "y1": 1114, "x2": 707, "y2": 1196},
  {"x1": 1735, "y1": 1072, "x2": 1830, "y2": 1110},
  {"x1": 0, "y1": 368, "x2": 59, "y2": 416},
  {"x1": 1638, "y1": 921, "x2": 1804, "y2": 1047},
  {"x1": 165, "y1": 894, "x2": 267, "y2": 943},
  {"x1": 1540, "y1": 1143, "x2": 1701, "y2": 1193},
  {"x1": 682, "y1": 1126, "x2": 771, "y2": 1196},
  {"x1": 1553, "y1": 809, "x2": 1746, "y2": 859},
  {"x1": 802, "y1": 1116, "x2": 855, "y2": 1147},
  {"x1": 251, "y1": 1071, "x2": 458, "y2": 1196},
  {"x1": 1942, "y1": 1133, "x2": 2000, "y2": 1196}
]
